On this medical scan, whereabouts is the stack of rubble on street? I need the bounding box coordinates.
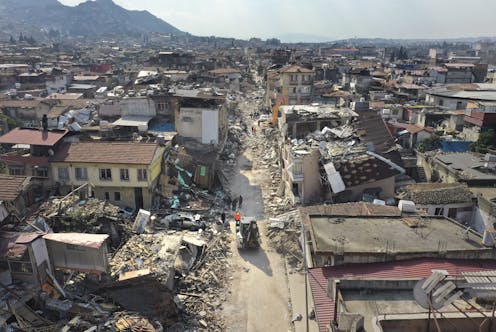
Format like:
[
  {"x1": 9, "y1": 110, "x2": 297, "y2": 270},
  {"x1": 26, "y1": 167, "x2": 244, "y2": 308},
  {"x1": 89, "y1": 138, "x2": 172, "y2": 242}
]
[
  {"x1": 266, "y1": 210, "x2": 303, "y2": 271},
  {"x1": 176, "y1": 231, "x2": 232, "y2": 331}
]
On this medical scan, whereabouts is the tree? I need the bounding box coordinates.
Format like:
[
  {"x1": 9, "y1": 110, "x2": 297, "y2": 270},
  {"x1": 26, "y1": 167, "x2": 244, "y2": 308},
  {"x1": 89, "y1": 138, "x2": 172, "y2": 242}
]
[
  {"x1": 9, "y1": 35, "x2": 15, "y2": 43},
  {"x1": 417, "y1": 135, "x2": 442, "y2": 152},
  {"x1": 18, "y1": 32, "x2": 24, "y2": 42},
  {"x1": 470, "y1": 129, "x2": 496, "y2": 154}
]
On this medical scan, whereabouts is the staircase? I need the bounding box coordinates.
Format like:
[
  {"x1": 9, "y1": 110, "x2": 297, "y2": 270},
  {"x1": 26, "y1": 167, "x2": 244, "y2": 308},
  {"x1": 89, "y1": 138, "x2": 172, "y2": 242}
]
[{"x1": 416, "y1": 166, "x2": 427, "y2": 182}]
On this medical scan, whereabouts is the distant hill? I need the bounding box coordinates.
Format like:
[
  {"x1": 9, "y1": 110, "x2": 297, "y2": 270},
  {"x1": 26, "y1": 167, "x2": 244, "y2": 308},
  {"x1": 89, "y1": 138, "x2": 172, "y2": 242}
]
[{"x1": 0, "y1": 0, "x2": 184, "y2": 40}]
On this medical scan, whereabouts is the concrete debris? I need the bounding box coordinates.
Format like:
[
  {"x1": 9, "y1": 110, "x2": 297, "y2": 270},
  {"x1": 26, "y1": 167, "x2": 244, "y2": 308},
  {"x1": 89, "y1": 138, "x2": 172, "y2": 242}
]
[
  {"x1": 176, "y1": 232, "x2": 232, "y2": 331},
  {"x1": 266, "y1": 210, "x2": 303, "y2": 270}
]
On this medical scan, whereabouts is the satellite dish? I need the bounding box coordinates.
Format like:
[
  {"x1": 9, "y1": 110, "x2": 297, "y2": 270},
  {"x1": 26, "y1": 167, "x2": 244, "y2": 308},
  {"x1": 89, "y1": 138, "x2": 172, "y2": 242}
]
[{"x1": 413, "y1": 271, "x2": 463, "y2": 310}]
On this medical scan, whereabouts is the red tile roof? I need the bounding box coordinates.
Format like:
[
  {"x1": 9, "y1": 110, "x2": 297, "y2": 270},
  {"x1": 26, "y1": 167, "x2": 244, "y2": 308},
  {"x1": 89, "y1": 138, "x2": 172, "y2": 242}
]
[
  {"x1": 309, "y1": 259, "x2": 496, "y2": 332},
  {"x1": 0, "y1": 174, "x2": 29, "y2": 202},
  {"x1": 0, "y1": 128, "x2": 68, "y2": 146},
  {"x1": 51, "y1": 142, "x2": 160, "y2": 165}
]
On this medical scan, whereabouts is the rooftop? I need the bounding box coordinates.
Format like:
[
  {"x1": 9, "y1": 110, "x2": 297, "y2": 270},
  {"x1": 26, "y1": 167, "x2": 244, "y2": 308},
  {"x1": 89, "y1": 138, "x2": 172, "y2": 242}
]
[
  {"x1": 434, "y1": 152, "x2": 496, "y2": 181},
  {"x1": 43, "y1": 233, "x2": 108, "y2": 249},
  {"x1": 279, "y1": 64, "x2": 314, "y2": 74},
  {"x1": 0, "y1": 128, "x2": 68, "y2": 146},
  {"x1": 309, "y1": 215, "x2": 487, "y2": 254},
  {"x1": 51, "y1": 142, "x2": 161, "y2": 165},
  {"x1": 309, "y1": 258, "x2": 496, "y2": 332},
  {"x1": 399, "y1": 183, "x2": 474, "y2": 205},
  {"x1": 0, "y1": 175, "x2": 29, "y2": 202},
  {"x1": 427, "y1": 84, "x2": 496, "y2": 102}
]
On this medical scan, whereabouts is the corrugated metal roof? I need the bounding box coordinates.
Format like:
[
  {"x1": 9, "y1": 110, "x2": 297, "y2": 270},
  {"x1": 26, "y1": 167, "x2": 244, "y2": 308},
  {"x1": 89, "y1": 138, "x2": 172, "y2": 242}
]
[
  {"x1": 309, "y1": 259, "x2": 496, "y2": 332},
  {"x1": 43, "y1": 233, "x2": 109, "y2": 249},
  {"x1": 0, "y1": 232, "x2": 41, "y2": 259}
]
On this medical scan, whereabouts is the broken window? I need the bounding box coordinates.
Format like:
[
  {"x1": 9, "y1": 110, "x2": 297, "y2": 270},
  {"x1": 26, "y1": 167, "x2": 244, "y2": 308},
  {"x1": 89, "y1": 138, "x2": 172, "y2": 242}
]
[
  {"x1": 58, "y1": 167, "x2": 69, "y2": 181},
  {"x1": 9, "y1": 261, "x2": 33, "y2": 274},
  {"x1": 104, "y1": 192, "x2": 110, "y2": 200},
  {"x1": 138, "y1": 169, "x2": 148, "y2": 181},
  {"x1": 100, "y1": 168, "x2": 112, "y2": 181},
  {"x1": 114, "y1": 192, "x2": 121, "y2": 201},
  {"x1": 120, "y1": 168, "x2": 129, "y2": 181},
  {"x1": 75, "y1": 167, "x2": 88, "y2": 180}
]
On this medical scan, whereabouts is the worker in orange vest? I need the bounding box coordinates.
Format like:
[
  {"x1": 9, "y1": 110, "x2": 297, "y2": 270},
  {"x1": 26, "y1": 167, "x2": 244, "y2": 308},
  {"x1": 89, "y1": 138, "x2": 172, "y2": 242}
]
[{"x1": 234, "y1": 211, "x2": 241, "y2": 227}]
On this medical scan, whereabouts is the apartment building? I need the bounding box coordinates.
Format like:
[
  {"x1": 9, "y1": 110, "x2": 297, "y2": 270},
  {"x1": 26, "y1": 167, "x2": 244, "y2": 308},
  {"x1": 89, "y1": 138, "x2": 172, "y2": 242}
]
[{"x1": 50, "y1": 142, "x2": 165, "y2": 210}]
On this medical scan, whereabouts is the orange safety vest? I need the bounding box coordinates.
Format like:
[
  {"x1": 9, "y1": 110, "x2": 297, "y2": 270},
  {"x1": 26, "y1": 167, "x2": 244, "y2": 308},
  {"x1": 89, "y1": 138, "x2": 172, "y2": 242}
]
[{"x1": 234, "y1": 212, "x2": 241, "y2": 221}]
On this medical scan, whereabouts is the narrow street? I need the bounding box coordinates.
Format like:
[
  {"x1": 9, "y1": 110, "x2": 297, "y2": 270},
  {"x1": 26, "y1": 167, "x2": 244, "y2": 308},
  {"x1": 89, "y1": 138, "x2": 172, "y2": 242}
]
[{"x1": 223, "y1": 98, "x2": 292, "y2": 331}]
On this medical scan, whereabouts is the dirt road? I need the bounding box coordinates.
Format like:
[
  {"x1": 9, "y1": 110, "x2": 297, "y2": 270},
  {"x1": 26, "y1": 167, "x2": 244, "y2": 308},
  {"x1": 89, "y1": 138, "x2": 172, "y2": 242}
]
[{"x1": 223, "y1": 102, "x2": 292, "y2": 331}]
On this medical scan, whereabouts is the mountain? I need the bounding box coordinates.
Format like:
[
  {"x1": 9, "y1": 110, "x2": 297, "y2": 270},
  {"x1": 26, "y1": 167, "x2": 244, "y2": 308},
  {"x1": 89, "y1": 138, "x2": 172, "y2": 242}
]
[{"x1": 0, "y1": 0, "x2": 184, "y2": 40}]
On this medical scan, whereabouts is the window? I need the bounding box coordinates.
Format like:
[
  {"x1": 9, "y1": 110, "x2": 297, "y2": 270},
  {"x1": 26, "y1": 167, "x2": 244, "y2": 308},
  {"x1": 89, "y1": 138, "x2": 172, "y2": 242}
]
[
  {"x1": 120, "y1": 169, "x2": 129, "y2": 181},
  {"x1": 32, "y1": 167, "x2": 48, "y2": 178},
  {"x1": 137, "y1": 169, "x2": 148, "y2": 181},
  {"x1": 58, "y1": 167, "x2": 69, "y2": 181},
  {"x1": 434, "y1": 207, "x2": 444, "y2": 215},
  {"x1": 292, "y1": 161, "x2": 303, "y2": 177},
  {"x1": 75, "y1": 167, "x2": 88, "y2": 180},
  {"x1": 292, "y1": 87, "x2": 297, "y2": 93},
  {"x1": 99, "y1": 168, "x2": 112, "y2": 181},
  {"x1": 114, "y1": 192, "x2": 121, "y2": 201},
  {"x1": 9, "y1": 166, "x2": 25, "y2": 176},
  {"x1": 104, "y1": 192, "x2": 110, "y2": 200}
]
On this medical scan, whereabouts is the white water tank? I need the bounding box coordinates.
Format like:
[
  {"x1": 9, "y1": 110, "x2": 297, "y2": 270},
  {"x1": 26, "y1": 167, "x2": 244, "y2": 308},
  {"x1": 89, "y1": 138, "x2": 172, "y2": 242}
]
[{"x1": 398, "y1": 200, "x2": 416, "y2": 213}]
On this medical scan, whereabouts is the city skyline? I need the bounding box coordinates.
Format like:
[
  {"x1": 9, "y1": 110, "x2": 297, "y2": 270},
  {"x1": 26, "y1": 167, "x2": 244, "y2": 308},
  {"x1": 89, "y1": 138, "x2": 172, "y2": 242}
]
[{"x1": 58, "y1": 0, "x2": 496, "y2": 42}]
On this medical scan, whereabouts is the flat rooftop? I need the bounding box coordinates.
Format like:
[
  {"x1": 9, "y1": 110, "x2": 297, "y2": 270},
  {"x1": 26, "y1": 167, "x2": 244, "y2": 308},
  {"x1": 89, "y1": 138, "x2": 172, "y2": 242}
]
[{"x1": 310, "y1": 215, "x2": 487, "y2": 254}]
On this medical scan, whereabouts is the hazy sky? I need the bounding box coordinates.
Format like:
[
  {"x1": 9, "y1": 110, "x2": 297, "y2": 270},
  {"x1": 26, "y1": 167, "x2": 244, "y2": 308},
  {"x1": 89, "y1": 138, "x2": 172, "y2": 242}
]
[{"x1": 58, "y1": 0, "x2": 496, "y2": 41}]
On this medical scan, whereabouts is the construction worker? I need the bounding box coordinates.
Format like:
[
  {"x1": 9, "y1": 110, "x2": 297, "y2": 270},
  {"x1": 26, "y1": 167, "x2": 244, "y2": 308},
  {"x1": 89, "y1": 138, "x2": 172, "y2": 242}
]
[{"x1": 234, "y1": 210, "x2": 241, "y2": 227}]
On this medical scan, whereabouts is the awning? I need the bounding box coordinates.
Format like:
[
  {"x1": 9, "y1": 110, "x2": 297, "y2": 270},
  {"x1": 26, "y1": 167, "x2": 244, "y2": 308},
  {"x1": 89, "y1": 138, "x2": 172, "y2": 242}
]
[{"x1": 112, "y1": 116, "x2": 153, "y2": 128}]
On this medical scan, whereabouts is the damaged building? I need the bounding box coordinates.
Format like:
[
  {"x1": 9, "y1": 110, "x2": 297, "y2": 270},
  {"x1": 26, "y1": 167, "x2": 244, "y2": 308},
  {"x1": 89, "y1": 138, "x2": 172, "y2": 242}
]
[{"x1": 279, "y1": 104, "x2": 404, "y2": 204}]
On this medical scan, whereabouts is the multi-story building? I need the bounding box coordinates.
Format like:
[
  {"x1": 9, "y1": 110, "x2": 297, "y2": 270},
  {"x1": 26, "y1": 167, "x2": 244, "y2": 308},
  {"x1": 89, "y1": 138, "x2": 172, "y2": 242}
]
[
  {"x1": 50, "y1": 142, "x2": 165, "y2": 210},
  {"x1": 275, "y1": 65, "x2": 315, "y2": 105}
]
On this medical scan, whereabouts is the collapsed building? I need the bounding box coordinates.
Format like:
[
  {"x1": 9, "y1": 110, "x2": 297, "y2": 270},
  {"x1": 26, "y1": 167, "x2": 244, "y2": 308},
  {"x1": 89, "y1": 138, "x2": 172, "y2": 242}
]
[{"x1": 278, "y1": 104, "x2": 405, "y2": 204}]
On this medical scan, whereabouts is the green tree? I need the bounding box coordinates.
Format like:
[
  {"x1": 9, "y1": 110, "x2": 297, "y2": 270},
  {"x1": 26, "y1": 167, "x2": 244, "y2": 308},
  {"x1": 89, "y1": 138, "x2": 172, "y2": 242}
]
[
  {"x1": 417, "y1": 135, "x2": 442, "y2": 152},
  {"x1": 470, "y1": 129, "x2": 496, "y2": 154}
]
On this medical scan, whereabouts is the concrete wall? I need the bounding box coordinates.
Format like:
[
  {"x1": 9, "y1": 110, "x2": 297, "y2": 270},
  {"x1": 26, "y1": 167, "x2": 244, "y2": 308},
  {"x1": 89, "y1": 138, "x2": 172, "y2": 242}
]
[
  {"x1": 418, "y1": 202, "x2": 473, "y2": 225},
  {"x1": 302, "y1": 149, "x2": 322, "y2": 204},
  {"x1": 347, "y1": 176, "x2": 396, "y2": 201},
  {"x1": 121, "y1": 97, "x2": 156, "y2": 117},
  {"x1": 176, "y1": 108, "x2": 203, "y2": 142}
]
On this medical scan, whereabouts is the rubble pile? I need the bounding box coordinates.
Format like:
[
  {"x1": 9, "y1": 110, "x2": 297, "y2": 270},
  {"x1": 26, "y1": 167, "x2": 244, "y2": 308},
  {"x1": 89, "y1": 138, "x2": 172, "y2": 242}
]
[
  {"x1": 176, "y1": 231, "x2": 232, "y2": 331},
  {"x1": 266, "y1": 210, "x2": 303, "y2": 270},
  {"x1": 110, "y1": 232, "x2": 182, "y2": 282},
  {"x1": 31, "y1": 197, "x2": 133, "y2": 249},
  {"x1": 249, "y1": 126, "x2": 290, "y2": 217},
  {"x1": 220, "y1": 125, "x2": 246, "y2": 169}
]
